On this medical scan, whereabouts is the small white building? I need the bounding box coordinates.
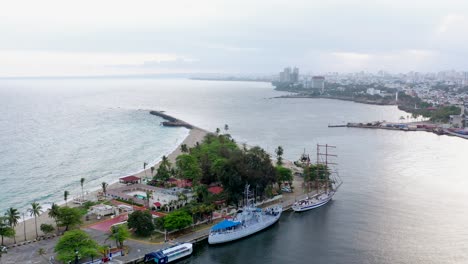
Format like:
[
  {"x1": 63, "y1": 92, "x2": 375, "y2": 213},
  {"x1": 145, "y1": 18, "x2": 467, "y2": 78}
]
[
  {"x1": 366, "y1": 88, "x2": 381, "y2": 96},
  {"x1": 90, "y1": 204, "x2": 116, "y2": 217}
]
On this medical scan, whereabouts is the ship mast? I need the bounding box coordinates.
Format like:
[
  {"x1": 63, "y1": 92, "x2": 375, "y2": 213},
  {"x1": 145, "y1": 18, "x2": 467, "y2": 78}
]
[{"x1": 317, "y1": 144, "x2": 337, "y2": 193}]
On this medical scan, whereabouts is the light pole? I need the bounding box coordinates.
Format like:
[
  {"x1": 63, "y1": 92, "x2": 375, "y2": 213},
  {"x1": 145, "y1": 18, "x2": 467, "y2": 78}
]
[{"x1": 22, "y1": 212, "x2": 26, "y2": 241}]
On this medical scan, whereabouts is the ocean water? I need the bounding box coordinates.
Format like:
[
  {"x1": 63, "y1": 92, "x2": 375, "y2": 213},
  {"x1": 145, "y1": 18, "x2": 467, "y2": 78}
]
[{"x1": 1, "y1": 78, "x2": 468, "y2": 263}]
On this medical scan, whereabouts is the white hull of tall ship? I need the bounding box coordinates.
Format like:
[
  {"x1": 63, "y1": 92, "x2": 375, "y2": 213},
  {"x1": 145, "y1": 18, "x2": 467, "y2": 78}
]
[
  {"x1": 208, "y1": 207, "x2": 282, "y2": 245},
  {"x1": 292, "y1": 191, "x2": 335, "y2": 212}
]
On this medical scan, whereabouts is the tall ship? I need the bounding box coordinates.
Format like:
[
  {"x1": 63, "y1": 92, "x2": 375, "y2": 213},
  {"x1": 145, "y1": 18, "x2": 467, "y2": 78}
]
[
  {"x1": 292, "y1": 144, "x2": 342, "y2": 212},
  {"x1": 143, "y1": 242, "x2": 193, "y2": 263},
  {"x1": 208, "y1": 185, "x2": 282, "y2": 245}
]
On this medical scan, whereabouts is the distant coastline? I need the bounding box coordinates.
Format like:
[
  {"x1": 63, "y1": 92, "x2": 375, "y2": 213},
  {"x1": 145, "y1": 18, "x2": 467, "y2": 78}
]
[
  {"x1": 273, "y1": 94, "x2": 397, "y2": 106},
  {"x1": 189, "y1": 77, "x2": 271, "y2": 82}
]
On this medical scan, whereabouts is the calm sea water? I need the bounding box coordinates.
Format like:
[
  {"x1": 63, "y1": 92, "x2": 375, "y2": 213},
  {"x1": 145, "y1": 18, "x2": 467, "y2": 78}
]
[{"x1": 1, "y1": 78, "x2": 467, "y2": 263}]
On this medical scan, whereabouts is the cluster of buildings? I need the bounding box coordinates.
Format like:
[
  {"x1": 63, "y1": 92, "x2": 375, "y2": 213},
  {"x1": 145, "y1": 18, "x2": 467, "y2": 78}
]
[
  {"x1": 277, "y1": 67, "x2": 325, "y2": 92},
  {"x1": 279, "y1": 67, "x2": 299, "y2": 83},
  {"x1": 450, "y1": 101, "x2": 468, "y2": 129},
  {"x1": 323, "y1": 70, "x2": 468, "y2": 104}
]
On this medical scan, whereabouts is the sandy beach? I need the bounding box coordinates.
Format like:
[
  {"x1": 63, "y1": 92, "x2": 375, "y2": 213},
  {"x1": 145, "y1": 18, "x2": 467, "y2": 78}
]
[{"x1": 3, "y1": 124, "x2": 209, "y2": 246}]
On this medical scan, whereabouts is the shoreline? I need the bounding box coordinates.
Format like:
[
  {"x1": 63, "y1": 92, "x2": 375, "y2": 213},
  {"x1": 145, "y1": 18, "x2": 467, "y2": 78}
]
[
  {"x1": 4, "y1": 111, "x2": 209, "y2": 246},
  {"x1": 273, "y1": 94, "x2": 397, "y2": 106}
]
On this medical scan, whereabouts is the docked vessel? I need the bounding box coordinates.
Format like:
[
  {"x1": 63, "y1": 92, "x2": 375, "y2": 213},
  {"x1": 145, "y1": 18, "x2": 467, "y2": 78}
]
[
  {"x1": 208, "y1": 185, "x2": 282, "y2": 245},
  {"x1": 292, "y1": 144, "x2": 342, "y2": 212},
  {"x1": 143, "y1": 242, "x2": 193, "y2": 263}
]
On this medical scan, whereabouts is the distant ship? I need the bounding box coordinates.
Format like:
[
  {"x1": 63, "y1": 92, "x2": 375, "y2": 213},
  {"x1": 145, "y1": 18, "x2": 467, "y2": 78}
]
[
  {"x1": 292, "y1": 144, "x2": 342, "y2": 212},
  {"x1": 143, "y1": 242, "x2": 193, "y2": 263},
  {"x1": 208, "y1": 185, "x2": 282, "y2": 245}
]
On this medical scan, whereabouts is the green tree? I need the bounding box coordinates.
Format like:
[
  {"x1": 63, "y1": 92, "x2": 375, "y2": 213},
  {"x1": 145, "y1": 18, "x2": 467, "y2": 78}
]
[
  {"x1": 37, "y1": 248, "x2": 48, "y2": 262},
  {"x1": 54, "y1": 229, "x2": 99, "y2": 263},
  {"x1": 145, "y1": 191, "x2": 153, "y2": 208},
  {"x1": 194, "y1": 185, "x2": 210, "y2": 203},
  {"x1": 108, "y1": 225, "x2": 130, "y2": 249},
  {"x1": 64, "y1": 190, "x2": 69, "y2": 206},
  {"x1": 0, "y1": 216, "x2": 15, "y2": 246},
  {"x1": 276, "y1": 166, "x2": 293, "y2": 188},
  {"x1": 28, "y1": 202, "x2": 43, "y2": 238},
  {"x1": 164, "y1": 211, "x2": 193, "y2": 231},
  {"x1": 215, "y1": 127, "x2": 220, "y2": 134},
  {"x1": 180, "y1": 144, "x2": 188, "y2": 153},
  {"x1": 57, "y1": 207, "x2": 83, "y2": 231},
  {"x1": 127, "y1": 210, "x2": 154, "y2": 236},
  {"x1": 176, "y1": 154, "x2": 202, "y2": 181},
  {"x1": 40, "y1": 224, "x2": 55, "y2": 235},
  {"x1": 275, "y1": 146, "x2": 284, "y2": 166},
  {"x1": 5, "y1": 207, "x2": 20, "y2": 244},
  {"x1": 48, "y1": 203, "x2": 61, "y2": 234},
  {"x1": 155, "y1": 156, "x2": 172, "y2": 182}
]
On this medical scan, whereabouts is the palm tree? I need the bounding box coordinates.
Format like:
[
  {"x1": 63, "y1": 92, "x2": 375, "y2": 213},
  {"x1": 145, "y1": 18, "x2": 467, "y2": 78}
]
[
  {"x1": 28, "y1": 202, "x2": 43, "y2": 239},
  {"x1": 48, "y1": 203, "x2": 60, "y2": 234},
  {"x1": 143, "y1": 162, "x2": 148, "y2": 179},
  {"x1": 0, "y1": 216, "x2": 15, "y2": 246},
  {"x1": 180, "y1": 144, "x2": 188, "y2": 153},
  {"x1": 107, "y1": 225, "x2": 130, "y2": 249},
  {"x1": 5, "y1": 207, "x2": 20, "y2": 244},
  {"x1": 224, "y1": 124, "x2": 229, "y2": 132},
  {"x1": 215, "y1": 128, "x2": 220, "y2": 134},
  {"x1": 80, "y1": 177, "x2": 85, "y2": 200},
  {"x1": 150, "y1": 166, "x2": 155, "y2": 176},
  {"x1": 145, "y1": 191, "x2": 153, "y2": 208},
  {"x1": 37, "y1": 248, "x2": 48, "y2": 262},
  {"x1": 64, "y1": 190, "x2": 69, "y2": 206},
  {"x1": 101, "y1": 182, "x2": 109, "y2": 198}
]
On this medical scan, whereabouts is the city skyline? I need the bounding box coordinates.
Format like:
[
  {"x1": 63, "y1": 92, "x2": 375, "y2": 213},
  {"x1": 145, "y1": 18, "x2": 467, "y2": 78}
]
[{"x1": 2, "y1": 0, "x2": 468, "y2": 77}]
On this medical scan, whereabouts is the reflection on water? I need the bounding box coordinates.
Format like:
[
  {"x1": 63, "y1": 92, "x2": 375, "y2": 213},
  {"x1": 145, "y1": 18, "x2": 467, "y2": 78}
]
[{"x1": 1, "y1": 78, "x2": 467, "y2": 263}]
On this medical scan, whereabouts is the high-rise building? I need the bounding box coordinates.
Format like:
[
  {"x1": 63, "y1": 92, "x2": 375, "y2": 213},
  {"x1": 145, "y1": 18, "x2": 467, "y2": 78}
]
[
  {"x1": 279, "y1": 67, "x2": 298, "y2": 83},
  {"x1": 291, "y1": 67, "x2": 299, "y2": 83},
  {"x1": 312, "y1": 76, "x2": 325, "y2": 93}
]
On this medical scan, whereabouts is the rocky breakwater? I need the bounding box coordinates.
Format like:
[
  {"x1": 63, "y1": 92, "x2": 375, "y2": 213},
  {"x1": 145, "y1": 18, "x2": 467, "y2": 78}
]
[{"x1": 150, "y1": 110, "x2": 193, "y2": 129}]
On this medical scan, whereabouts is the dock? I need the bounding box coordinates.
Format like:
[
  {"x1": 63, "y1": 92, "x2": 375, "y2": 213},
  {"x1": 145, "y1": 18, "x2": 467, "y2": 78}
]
[
  {"x1": 328, "y1": 121, "x2": 468, "y2": 139},
  {"x1": 149, "y1": 110, "x2": 193, "y2": 129}
]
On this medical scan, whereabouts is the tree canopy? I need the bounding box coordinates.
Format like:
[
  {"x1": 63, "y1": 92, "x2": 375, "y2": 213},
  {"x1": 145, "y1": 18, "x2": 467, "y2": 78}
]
[
  {"x1": 108, "y1": 225, "x2": 130, "y2": 249},
  {"x1": 176, "y1": 154, "x2": 202, "y2": 182},
  {"x1": 54, "y1": 230, "x2": 99, "y2": 263},
  {"x1": 164, "y1": 210, "x2": 192, "y2": 231},
  {"x1": 127, "y1": 210, "x2": 155, "y2": 236},
  {"x1": 0, "y1": 217, "x2": 15, "y2": 246},
  {"x1": 57, "y1": 207, "x2": 83, "y2": 231},
  {"x1": 276, "y1": 166, "x2": 293, "y2": 184}
]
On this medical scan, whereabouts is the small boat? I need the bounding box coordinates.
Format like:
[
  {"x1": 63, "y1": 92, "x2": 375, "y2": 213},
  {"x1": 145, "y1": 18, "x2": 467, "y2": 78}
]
[
  {"x1": 143, "y1": 242, "x2": 193, "y2": 263},
  {"x1": 292, "y1": 144, "x2": 342, "y2": 213},
  {"x1": 208, "y1": 185, "x2": 282, "y2": 245}
]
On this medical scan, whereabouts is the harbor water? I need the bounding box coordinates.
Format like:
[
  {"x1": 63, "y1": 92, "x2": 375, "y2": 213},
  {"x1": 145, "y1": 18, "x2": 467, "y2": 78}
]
[{"x1": 1, "y1": 78, "x2": 467, "y2": 263}]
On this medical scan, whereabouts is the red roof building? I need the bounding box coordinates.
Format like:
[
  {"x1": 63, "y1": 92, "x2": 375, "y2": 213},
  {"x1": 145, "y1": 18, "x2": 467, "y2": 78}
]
[
  {"x1": 119, "y1": 175, "x2": 141, "y2": 184},
  {"x1": 208, "y1": 186, "x2": 223, "y2": 195}
]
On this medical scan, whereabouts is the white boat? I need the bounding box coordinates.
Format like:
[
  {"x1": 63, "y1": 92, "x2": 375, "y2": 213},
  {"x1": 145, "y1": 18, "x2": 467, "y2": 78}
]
[
  {"x1": 292, "y1": 144, "x2": 342, "y2": 213},
  {"x1": 292, "y1": 190, "x2": 337, "y2": 212},
  {"x1": 143, "y1": 242, "x2": 193, "y2": 263},
  {"x1": 208, "y1": 185, "x2": 282, "y2": 245}
]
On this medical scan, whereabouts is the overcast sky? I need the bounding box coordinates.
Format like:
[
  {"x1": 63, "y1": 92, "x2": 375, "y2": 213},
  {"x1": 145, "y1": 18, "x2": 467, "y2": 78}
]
[{"x1": 2, "y1": 0, "x2": 468, "y2": 77}]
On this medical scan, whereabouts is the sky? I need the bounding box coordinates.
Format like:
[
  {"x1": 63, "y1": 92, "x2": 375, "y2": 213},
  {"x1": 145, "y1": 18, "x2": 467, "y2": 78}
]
[{"x1": 1, "y1": 0, "x2": 468, "y2": 77}]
